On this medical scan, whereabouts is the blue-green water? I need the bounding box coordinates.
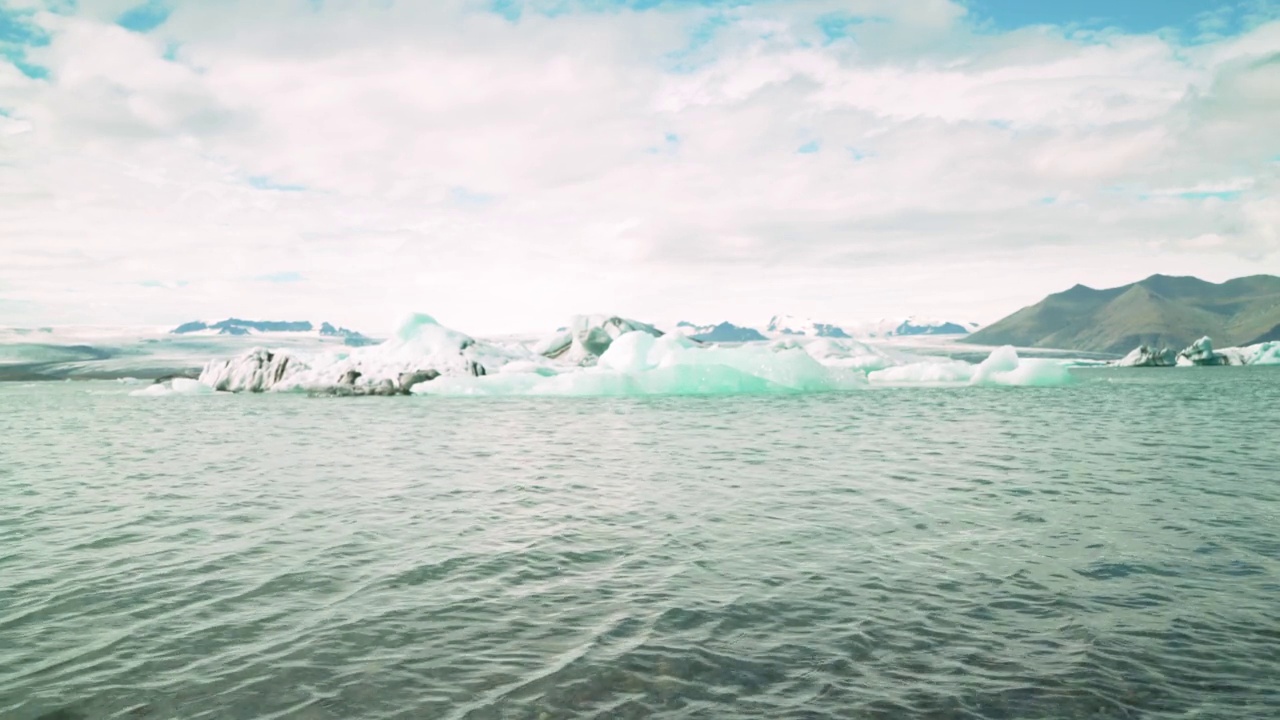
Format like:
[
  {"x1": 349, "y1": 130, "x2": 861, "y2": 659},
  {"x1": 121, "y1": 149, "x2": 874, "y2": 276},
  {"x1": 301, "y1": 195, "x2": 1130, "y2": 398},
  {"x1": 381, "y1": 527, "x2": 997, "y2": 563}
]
[{"x1": 2, "y1": 369, "x2": 1278, "y2": 719}]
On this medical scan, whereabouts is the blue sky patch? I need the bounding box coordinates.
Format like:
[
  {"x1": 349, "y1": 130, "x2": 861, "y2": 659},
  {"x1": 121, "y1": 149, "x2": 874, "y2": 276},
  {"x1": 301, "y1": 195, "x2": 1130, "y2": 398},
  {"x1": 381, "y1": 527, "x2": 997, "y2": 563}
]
[
  {"x1": 450, "y1": 187, "x2": 499, "y2": 206},
  {"x1": 797, "y1": 140, "x2": 820, "y2": 154},
  {"x1": 248, "y1": 175, "x2": 307, "y2": 192},
  {"x1": 254, "y1": 271, "x2": 304, "y2": 284},
  {"x1": 1177, "y1": 189, "x2": 1243, "y2": 201},
  {"x1": 816, "y1": 12, "x2": 879, "y2": 44},
  {"x1": 963, "y1": 0, "x2": 1279, "y2": 36},
  {"x1": 0, "y1": 7, "x2": 49, "y2": 46},
  {"x1": 489, "y1": 0, "x2": 522, "y2": 22},
  {"x1": 117, "y1": 1, "x2": 173, "y2": 33},
  {"x1": 1, "y1": 6, "x2": 52, "y2": 79}
]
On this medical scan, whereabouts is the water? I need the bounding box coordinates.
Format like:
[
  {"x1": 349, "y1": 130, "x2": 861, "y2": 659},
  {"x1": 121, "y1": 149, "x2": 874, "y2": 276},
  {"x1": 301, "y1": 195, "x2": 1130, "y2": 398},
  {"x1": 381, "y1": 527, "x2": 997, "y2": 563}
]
[{"x1": 2, "y1": 369, "x2": 1278, "y2": 719}]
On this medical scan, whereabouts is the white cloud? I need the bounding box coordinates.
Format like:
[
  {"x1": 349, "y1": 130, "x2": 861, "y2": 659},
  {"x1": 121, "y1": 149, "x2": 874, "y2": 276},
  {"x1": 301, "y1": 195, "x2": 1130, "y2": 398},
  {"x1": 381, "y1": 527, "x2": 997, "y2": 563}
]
[{"x1": 1, "y1": 0, "x2": 1278, "y2": 333}]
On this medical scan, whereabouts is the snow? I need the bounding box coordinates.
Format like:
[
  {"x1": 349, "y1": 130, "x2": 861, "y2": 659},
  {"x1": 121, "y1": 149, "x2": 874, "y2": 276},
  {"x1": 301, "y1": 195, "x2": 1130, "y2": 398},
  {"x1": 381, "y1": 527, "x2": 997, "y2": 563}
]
[
  {"x1": 766, "y1": 315, "x2": 850, "y2": 338},
  {"x1": 841, "y1": 317, "x2": 976, "y2": 338}
]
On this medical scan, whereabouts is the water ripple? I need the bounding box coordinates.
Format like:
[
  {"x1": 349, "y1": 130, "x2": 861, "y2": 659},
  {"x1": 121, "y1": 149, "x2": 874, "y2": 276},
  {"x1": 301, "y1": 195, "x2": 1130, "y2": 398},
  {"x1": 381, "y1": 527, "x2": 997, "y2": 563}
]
[{"x1": 1, "y1": 369, "x2": 1279, "y2": 718}]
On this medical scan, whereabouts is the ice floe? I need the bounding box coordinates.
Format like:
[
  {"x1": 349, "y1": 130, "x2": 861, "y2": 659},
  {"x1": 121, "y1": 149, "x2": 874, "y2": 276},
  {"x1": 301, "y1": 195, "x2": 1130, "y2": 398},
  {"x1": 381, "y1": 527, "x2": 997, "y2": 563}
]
[
  {"x1": 1111, "y1": 337, "x2": 1280, "y2": 368},
  {"x1": 130, "y1": 378, "x2": 219, "y2": 397},
  {"x1": 182, "y1": 312, "x2": 1083, "y2": 397},
  {"x1": 868, "y1": 346, "x2": 1073, "y2": 387},
  {"x1": 1114, "y1": 345, "x2": 1177, "y2": 367}
]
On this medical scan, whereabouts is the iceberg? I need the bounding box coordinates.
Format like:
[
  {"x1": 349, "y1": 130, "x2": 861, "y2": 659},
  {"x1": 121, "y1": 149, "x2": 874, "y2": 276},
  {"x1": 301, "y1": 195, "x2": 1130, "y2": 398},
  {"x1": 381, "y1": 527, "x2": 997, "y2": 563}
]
[
  {"x1": 184, "y1": 312, "x2": 1076, "y2": 397},
  {"x1": 1114, "y1": 337, "x2": 1278, "y2": 367},
  {"x1": 1114, "y1": 345, "x2": 1177, "y2": 367},
  {"x1": 415, "y1": 331, "x2": 869, "y2": 396},
  {"x1": 798, "y1": 337, "x2": 895, "y2": 372},
  {"x1": 868, "y1": 346, "x2": 1073, "y2": 387},
  {"x1": 130, "y1": 378, "x2": 219, "y2": 397},
  {"x1": 1176, "y1": 336, "x2": 1228, "y2": 366},
  {"x1": 198, "y1": 313, "x2": 521, "y2": 394},
  {"x1": 533, "y1": 315, "x2": 665, "y2": 366},
  {"x1": 1243, "y1": 341, "x2": 1280, "y2": 365}
]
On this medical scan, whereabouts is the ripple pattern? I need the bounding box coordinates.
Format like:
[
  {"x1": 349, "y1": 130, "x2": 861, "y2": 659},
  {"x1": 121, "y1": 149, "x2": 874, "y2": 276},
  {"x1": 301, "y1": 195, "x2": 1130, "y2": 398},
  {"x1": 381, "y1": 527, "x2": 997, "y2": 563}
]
[{"x1": 2, "y1": 368, "x2": 1279, "y2": 719}]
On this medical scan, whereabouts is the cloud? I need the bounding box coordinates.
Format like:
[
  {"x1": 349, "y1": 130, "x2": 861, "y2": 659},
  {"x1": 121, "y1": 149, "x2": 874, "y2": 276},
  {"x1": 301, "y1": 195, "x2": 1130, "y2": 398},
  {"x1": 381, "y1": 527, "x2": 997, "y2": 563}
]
[
  {"x1": 0, "y1": 0, "x2": 1277, "y2": 332},
  {"x1": 253, "y1": 271, "x2": 304, "y2": 283}
]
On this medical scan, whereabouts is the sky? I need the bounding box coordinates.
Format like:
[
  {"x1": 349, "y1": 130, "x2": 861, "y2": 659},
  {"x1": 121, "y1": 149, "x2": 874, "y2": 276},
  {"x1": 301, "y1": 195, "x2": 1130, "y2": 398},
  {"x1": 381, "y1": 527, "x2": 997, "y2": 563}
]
[{"x1": 1, "y1": 0, "x2": 1278, "y2": 335}]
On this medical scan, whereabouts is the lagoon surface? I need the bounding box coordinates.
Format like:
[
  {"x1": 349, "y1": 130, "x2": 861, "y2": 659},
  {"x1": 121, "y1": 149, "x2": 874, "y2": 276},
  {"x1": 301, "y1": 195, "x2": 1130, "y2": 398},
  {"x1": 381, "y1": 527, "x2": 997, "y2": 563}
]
[{"x1": 2, "y1": 369, "x2": 1278, "y2": 719}]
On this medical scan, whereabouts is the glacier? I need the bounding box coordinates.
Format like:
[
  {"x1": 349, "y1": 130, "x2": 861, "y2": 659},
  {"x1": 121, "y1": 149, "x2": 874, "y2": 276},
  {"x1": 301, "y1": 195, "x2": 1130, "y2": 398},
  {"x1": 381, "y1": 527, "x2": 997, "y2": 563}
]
[{"x1": 177, "y1": 311, "x2": 1080, "y2": 397}]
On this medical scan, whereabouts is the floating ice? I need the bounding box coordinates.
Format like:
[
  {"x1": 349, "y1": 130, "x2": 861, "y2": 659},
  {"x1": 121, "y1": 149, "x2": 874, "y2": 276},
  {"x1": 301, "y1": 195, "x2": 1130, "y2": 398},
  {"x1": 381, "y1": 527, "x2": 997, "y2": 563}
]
[
  {"x1": 1112, "y1": 337, "x2": 1279, "y2": 368},
  {"x1": 868, "y1": 346, "x2": 1073, "y2": 387},
  {"x1": 1177, "y1": 336, "x2": 1227, "y2": 366},
  {"x1": 188, "y1": 312, "x2": 1076, "y2": 396},
  {"x1": 534, "y1": 315, "x2": 664, "y2": 366},
  {"x1": 801, "y1": 338, "x2": 895, "y2": 372},
  {"x1": 130, "y1": 378, "x2": 218, "y2": 397},
  {"x1": 198, "y1": 313, "x2": 530, "y2": 394},
  {"x1": 1244, "y1": 341, "x2": 1280, "y2": 365},
  {"x1": 867, "y1": 359, "x2": 975, "y2": 385},
  {"x1": 1114, "y1": 345, "x2": 1177, "y2": 367},
  {"x1": 415, "y1": 331, "x2": 869, "y2": 396}
]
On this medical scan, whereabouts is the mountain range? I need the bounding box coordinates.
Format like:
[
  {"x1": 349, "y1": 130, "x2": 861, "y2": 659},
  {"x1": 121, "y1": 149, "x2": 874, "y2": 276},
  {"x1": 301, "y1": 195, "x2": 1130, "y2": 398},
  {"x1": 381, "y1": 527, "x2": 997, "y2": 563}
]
[
  {"x1": 172, "y1": 319, "x2": 377, "y2": 346},
  {"x1": 675, "y1": 317, "x2": 975, "y2": 341},
  {"x1": 676, "y1": 322, "x2": 769, "y2": 342},
  {"x1": 965, "y1": 274, "x2": 1280, "y2": 354}
]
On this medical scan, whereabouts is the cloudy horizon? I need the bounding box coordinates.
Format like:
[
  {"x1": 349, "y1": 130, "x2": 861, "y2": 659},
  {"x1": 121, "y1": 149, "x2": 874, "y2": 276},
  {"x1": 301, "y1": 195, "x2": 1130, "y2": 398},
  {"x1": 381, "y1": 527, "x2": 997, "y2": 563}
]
[{"x1": 2, "y1": 0, "x2": 1278, "y2": 335}]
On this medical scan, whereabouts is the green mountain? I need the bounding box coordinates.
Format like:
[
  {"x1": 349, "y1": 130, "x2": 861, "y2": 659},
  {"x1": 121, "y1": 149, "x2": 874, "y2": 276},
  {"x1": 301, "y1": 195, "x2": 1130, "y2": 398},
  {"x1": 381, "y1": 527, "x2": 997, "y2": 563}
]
[{"x1": 964, "y1": 274, "x2": 1280, "y2": 354}]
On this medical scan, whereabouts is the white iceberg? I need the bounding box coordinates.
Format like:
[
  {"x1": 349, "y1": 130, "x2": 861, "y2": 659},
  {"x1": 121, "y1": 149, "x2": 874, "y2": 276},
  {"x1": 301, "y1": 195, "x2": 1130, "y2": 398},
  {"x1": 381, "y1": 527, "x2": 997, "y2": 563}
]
[
  {"x1": 868, "y1": 346, "x2": 1073, "y2": 387},
  {"x1": 415, "y1": 330, "x2": 869, "y2": 396},
  {"x1": 130, "y1": 378, "x2": 219, "y2": 397},
  {"x1": 1114, "y1": 337, "x2": 1278, "y2": 368},
  {"x1": 198, "y1": 313, "x2": 531, "y2": 394},
  {"x1": 1176, "y1": 336, "x2": 1229, "y2": 366},
  {"x1": 186, "y1": 312, "x2": 1078, "y2": 397},
  {"x1": 533, "y1": 315, "x2": 665, "y2": 366},
  {"x1": 1114, "y1": 345, "x2": 1177, "y2": 367},
  {"x1": 800, "y1": 337, "x2": 895, "y2": 372},
  {"x1": 1242, "y1": 341, "x2": 1280, "y2": 365}
]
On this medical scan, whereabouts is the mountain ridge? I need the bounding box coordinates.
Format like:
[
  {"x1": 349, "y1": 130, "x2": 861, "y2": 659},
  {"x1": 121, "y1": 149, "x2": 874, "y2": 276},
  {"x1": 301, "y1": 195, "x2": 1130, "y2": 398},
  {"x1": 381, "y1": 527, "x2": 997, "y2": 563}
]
[
  {"x1": 965, "y1": 274, "x2": 1280, "y2": 353},
  {"x1": 171, "y1": 318, "x2": 377, "y2": 346}
]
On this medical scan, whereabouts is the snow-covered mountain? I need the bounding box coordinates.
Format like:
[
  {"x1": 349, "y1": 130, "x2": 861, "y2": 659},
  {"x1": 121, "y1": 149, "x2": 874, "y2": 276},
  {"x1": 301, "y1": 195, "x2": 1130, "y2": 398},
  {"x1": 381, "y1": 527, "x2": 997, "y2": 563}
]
[
  {"x1": 676, "y1": 321, "x2": 767, "y2": 343},
  {"x1": 766, "y1": 315, "x2": 851, "y2": 338},
  {"x1": 171, "y1": 319, "x2": 376, "y2": 346},
  {"x1": 841, "y1": 317, "x2": 979, "y2": 338}
]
